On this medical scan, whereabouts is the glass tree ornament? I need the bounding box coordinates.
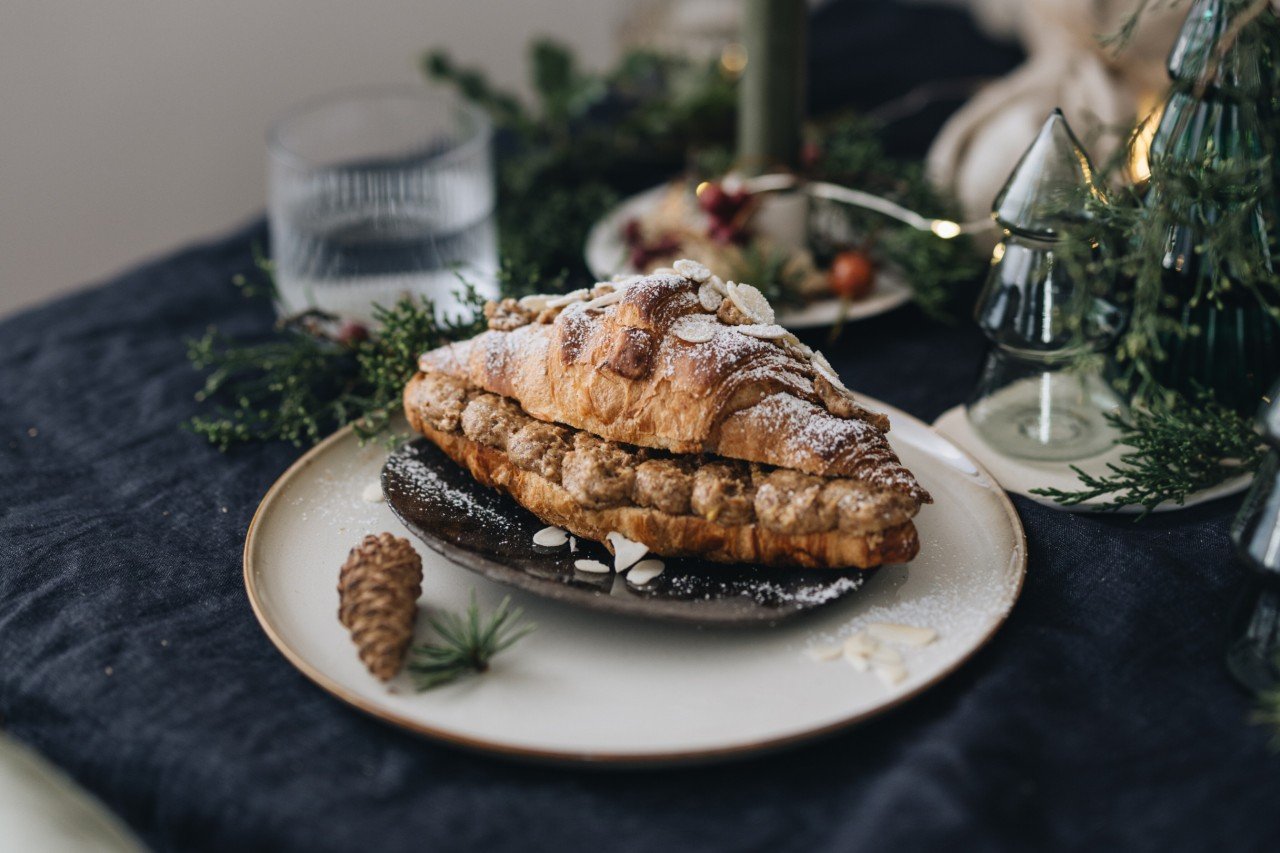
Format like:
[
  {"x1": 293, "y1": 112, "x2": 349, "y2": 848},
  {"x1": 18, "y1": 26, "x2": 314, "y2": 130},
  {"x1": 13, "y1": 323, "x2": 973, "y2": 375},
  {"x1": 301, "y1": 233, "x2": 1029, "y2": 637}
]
[
  {"x1": 966, "y1": 110, "x2": 1124, "y2": 462},
  {"x1": 1143, "y1": 0, "x2": 1280, "y2": 414},
  {"x1": 1226, "y1": 380, "x2": 1280, "y2": 693}
]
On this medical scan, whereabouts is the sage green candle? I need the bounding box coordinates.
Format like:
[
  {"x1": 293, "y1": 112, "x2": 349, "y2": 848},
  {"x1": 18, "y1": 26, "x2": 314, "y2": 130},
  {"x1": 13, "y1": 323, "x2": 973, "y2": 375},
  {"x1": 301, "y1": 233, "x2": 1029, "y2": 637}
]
[{"x1": 737, "y1": 0, "x2": 805, "y2": 173}]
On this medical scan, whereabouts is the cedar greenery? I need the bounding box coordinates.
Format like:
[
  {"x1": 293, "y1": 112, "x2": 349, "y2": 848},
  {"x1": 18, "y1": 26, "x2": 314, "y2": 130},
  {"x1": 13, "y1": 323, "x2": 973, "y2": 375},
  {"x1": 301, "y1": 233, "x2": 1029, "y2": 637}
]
[
  {"x1": 1257, "y1": 681, "x2": 1280, "y2": 748},
  {"x1": 408, "y1": 594, "x2": 535, "y2": 690},
  {"x1": 186, "y1": 261, "x2": 486, "y2": 449},
  {"x1": 1029, "y1": 388, "x2": 1265, "y2": 516},
  {"x1": 1036, "y1": 0, "x2": 1279, "y2": 511}
]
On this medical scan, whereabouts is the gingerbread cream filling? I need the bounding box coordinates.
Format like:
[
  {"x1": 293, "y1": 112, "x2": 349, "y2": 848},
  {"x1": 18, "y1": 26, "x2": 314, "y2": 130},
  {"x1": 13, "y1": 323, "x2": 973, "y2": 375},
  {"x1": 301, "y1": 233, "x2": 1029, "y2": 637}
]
[{"x1": 412, "y1": 370, "x2": 919, "y2": 536}]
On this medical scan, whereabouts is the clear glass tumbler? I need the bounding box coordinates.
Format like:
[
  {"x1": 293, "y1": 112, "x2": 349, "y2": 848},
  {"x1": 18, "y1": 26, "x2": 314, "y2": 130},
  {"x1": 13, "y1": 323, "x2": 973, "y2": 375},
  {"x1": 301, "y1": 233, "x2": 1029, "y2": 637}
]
[{"x1": 268, "y1": 86, "x2": 498, "y2": 324}]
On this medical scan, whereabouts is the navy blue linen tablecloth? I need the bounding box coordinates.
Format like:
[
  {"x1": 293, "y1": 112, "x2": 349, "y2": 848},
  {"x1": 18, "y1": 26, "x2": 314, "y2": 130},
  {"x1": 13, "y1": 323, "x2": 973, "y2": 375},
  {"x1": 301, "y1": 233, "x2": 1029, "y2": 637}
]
[{"x1": 3, "y1": 4, "x2": 1280, "y2": 851}]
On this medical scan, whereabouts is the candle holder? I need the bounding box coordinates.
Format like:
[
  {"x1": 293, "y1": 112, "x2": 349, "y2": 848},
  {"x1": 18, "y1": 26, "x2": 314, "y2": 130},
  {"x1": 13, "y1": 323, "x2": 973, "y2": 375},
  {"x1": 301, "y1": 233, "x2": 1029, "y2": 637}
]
[
  {"x1": 1226, "y1": 381, "x2": 1280, "y2": 693},
  {"x1": 966, "y1": 110, "x2": 1124, "y2": 462}
]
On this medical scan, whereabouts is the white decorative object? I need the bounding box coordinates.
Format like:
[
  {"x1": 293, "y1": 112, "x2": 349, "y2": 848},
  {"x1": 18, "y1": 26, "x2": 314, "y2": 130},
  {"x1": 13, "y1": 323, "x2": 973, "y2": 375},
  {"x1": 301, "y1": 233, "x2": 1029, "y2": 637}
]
[{"x1": 927, "y1": 0, "x2": 1184, "y2": 223}]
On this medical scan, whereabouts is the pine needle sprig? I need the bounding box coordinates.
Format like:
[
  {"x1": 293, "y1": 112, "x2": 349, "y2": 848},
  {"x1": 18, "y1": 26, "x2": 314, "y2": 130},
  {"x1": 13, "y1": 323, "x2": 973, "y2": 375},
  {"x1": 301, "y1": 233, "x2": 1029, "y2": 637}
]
[
  {"x1": 408, "y1": 595, "x2": 535, "y2": 690},
  {"x1": 1255, "y1": 679, "x2": 1280, "y2": 749},
  {"x1": 1030, "y1": 387, "x2": 1265, "y2": 516},
  {"x1": 186, "y1": 274, "x2": 487, "y2": 450}
]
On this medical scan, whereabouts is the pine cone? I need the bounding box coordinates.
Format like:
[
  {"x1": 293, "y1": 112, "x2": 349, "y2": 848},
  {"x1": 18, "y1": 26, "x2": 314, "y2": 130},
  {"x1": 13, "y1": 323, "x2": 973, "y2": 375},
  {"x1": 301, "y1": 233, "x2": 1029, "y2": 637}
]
[{"x1": 338, "y1": 532, "x2": 423, "y2": 681}]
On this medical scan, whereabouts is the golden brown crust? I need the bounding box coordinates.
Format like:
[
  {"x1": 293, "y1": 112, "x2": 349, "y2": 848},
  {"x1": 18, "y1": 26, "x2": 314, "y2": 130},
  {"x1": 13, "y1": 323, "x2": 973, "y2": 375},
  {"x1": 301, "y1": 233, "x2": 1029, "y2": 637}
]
[
  {"x1": 405, "y1": 387, "x2": 919, "y2": 570},
  {"x1": 420, "y1": 274, "x2": 929, "y2": 504}
]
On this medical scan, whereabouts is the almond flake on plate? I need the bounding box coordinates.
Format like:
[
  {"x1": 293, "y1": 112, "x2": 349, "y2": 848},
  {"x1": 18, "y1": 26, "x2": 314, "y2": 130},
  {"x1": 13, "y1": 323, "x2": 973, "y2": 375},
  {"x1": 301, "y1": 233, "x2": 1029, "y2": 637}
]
[
  {"x1": 869, "y1": 645, "x2": 902, "y2": 666},
  {"x1": 361, "y1": 482, "x2": 384, "y2": 503},
  {"x1": 843, "y1": 646, "x2": 871, "y2": 672},
  {"x1": 673, "y1": 259, "x2": 712, "y2": 282},
  {"x1": 626, "y1": 559, "x2": 665, "y2": 586},
  {"x1": 735, "y1": 323, "x2": 788, "y2": 340},
  {"x1": 573, "y1": 559, "x2": 611, "y2": 574},
  {"x1": 843, "y1": 631, "x2": 878, "y2": 657},
  {"x1": 532, "y1": 526, "x2": 569, "y2": 547},
  {"x1": 806, "y1": 644, "x2": 843, "y2": 662},
  {"x1": 672, "y1": 316, "x2": 718, "y2": 344},
  {"x1": 867, "y1": 623, "x2": 938, "y2": 647},
  {"x1": 874, "y1": 662, "x2": 908, "y2": 686},
  {"x1": 726, "y1": 281, "x2": 776, "y2": 325},
  {"x1": 606, "y1": 531, "x2": 648, "y2": 572},
  {"x1": 698, "y1": 282, "x2": 724, "y2": 312}
]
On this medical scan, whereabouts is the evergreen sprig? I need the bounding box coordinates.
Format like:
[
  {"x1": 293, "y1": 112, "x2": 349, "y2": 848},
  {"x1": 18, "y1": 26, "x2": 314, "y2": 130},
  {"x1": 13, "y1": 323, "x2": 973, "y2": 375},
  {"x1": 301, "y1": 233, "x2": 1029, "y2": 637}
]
[
  {"x1": 408, "y1": 595, "x2": 535, "y2": 690},
  {"x1": 1029, "y1": 388, "x2": 1265, "y2": 516},
  {"x1": 1256, "y1": 680, "x2": 1280, "y2": 748},
  {"x1": 187, "y1": 275, "x2": 486, "y2": 450},
  {"x1": 809, "y1": 113, "x2": 982, "y2": 320}
]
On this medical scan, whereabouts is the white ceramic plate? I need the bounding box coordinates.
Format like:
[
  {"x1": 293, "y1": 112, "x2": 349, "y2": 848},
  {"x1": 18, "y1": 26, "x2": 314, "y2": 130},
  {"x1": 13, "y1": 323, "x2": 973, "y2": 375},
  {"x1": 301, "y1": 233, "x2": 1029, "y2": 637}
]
[
  {"x1": 584, "y1": 184, "x2": 913, "y2": 329},
  {"x1": 933, "y1": 404, "x2": 1252, "y2": 513},
  {"x1": 244, "y1": 404, "x2": 1025, "y2": 764}
]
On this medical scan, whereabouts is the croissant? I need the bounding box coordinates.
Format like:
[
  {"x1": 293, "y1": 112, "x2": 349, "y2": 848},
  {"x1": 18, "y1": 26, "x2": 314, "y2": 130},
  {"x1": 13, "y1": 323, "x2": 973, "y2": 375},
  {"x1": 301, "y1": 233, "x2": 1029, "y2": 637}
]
[{"x1": 404, "y1": 263, "x2": 930, "y2": 569}]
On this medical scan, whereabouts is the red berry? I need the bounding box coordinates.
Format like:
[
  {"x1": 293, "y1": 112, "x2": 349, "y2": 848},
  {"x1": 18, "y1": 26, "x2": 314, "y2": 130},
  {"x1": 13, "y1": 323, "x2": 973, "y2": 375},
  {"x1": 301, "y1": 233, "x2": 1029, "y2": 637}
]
[
  {"x1": 337, "y1": 320, "x2": 370, "y2": 345},
  {"x1": 698, "y1": 183, "x2": 727, "y2": 215},
  {"x1": 828, "y1": 250, "x2": 876, "y2": 300},
  {"x1": 622, "y1": 218, "x2": 643, "y2": 246}
]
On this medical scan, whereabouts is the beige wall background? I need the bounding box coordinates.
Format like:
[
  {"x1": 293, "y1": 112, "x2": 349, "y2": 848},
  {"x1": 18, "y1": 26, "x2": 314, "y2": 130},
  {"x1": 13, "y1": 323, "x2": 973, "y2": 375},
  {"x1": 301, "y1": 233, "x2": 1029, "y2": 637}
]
[{"x1": 0, "y1": 0, "x2": 630, "y2": 318}]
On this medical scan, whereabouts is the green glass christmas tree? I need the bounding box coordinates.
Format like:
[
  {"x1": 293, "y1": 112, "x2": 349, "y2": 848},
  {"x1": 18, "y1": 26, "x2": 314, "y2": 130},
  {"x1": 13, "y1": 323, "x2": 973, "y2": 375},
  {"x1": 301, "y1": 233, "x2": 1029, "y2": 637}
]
[{"x1": 1134, "y1": 0, "x2": 1280, "y2": 413}]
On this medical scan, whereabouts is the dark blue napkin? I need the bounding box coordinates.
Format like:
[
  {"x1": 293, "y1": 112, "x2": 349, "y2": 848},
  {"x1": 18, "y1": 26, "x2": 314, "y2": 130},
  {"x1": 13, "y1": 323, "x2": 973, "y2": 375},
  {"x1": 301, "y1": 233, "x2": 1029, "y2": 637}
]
[{"x1": 2, "y1": 3, "x2": 1277, "y2": 851}]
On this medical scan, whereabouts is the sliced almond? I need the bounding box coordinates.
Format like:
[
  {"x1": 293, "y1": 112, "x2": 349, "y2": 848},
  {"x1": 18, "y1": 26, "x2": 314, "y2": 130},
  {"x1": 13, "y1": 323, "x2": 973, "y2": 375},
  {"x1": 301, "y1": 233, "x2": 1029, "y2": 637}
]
[
  {"x1": 698, "y1": 282, "x2": 724, "y2": 312},
  {"x1": 546, "y1": 288, "x2": 589, "y2": 309},
  {"x1": 726, "y1": 281, "x2": 776, "y2": 325},
  {"x1": 867, "y1": 623, "x2": 938, "y2": 647},
  {"x1": 650, "y1": 267, "x2": 678, "y2": 276},
  {"x1": 843, "y1": 646, "x2": 870, "y2": 672},
  {"x1": 532, "y1": 526, "x2": 568, "y2": 547},
  {"x1": 873, "y1": 662, "x2": 908, "y2": 686},
  {"x1": 672, "y1": 316, "x2": 718, "y2": 344},
  {"x1": 735, "y1": 323, "x2": 788, "y2": 340},
  {"x1": 606, "y1": 531, "x2": 648, "y2": 572},
  {"x1": 869, "y1": 645, "x2": 902, "y2": 666},
  {"x1": 810, "y1": 350, "x2": 847, "y2": 390},
  {"x1": 573, "y1": 559, "x2": 611, "y2": 574},
  {"x1": 806, "y1": 644, "x2": 843, "y2": 662},
  {"x1": 582, "y1": 288, "x2": 625, "y2": 311},
  {"x1": 842, "y1": 631, "x2": 878, "y2": 657},
  {"x1": 673, "y1": 258, "x2": 712, "y2": 282},
  {"x1": 626, "y1": 559, "x2": 666, "y2": 586},
  {"x1": 518, "y1": 294, "x2": 553, "y2": 313},
  {"x1": 361, "y1": 482, "x2": 384, "y2": 503},
  {"x1": 708, "y1": 275, "x2": 728, "y2": 295}
]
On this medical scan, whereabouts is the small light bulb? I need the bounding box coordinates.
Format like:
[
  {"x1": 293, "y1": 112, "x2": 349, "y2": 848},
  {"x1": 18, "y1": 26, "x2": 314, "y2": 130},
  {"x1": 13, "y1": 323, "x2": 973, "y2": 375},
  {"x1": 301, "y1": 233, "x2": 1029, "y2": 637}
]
[
  {"x1": 720, "y1": 43, "x2": 748, "y2": 77},
  {"x1": 930, "y1": 219, "x2": 962, "y2": 239}
]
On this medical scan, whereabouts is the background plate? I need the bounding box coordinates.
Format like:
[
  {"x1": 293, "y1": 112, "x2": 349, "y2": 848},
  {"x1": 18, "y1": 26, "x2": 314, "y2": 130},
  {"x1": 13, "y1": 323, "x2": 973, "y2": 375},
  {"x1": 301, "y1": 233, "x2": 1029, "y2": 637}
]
[
  {"x1": 244, "y1": 403, "x2": 1025, "y2": 764},
  {"x1": 583, "y1": 183, "x2": 913, "y2": 329}
]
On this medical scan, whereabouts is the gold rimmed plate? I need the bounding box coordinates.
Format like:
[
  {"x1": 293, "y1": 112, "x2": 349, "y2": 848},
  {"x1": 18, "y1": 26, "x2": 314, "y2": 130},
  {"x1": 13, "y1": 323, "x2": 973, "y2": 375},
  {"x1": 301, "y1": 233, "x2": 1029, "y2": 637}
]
[{"x1": 243, "y1": 403, "x2": 1025, "y2": 764}]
